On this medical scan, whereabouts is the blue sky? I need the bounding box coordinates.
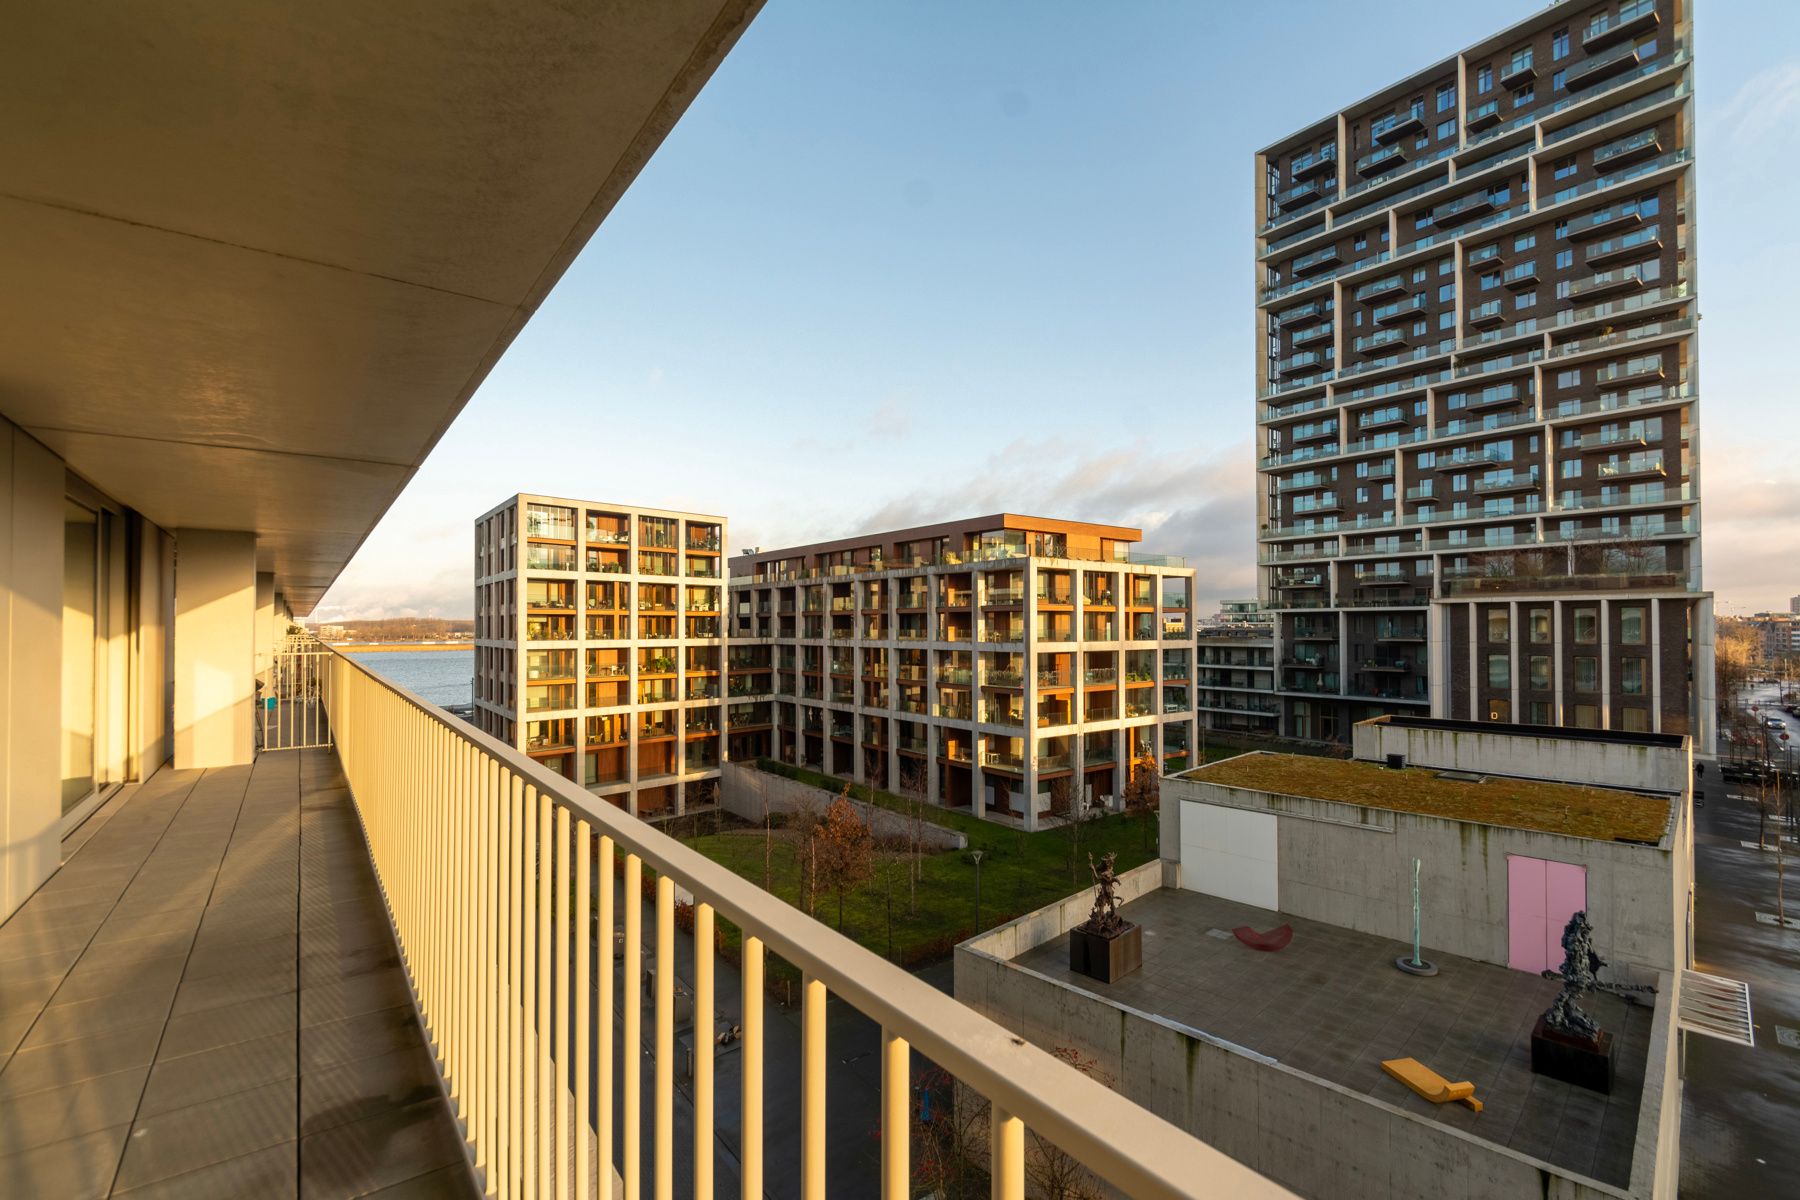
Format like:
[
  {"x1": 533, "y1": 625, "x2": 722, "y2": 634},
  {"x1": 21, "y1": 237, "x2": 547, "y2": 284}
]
[{"x1": 316, "y1": 0, "x2": 1800, "y2": 622}]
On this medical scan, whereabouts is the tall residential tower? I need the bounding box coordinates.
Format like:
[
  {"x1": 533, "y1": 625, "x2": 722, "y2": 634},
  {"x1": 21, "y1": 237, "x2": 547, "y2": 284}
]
[
  {"x1": 1254, "y1": 0, "x2": 1711, "y2": 751},
  {"x1": 474, "y1": 495, "x2": 727, "y2": 819}
]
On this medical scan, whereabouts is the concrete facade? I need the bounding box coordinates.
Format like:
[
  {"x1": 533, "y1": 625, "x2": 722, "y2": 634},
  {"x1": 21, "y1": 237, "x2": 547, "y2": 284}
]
[
  {"x1": 728, "y1": 514, "x2": 1199, "y2": 830},
  {"x1": 473, "y1": 494, "x2": 726, "y2": 820},
  {"x1": 1253, "y1": 1, "x2": 1712, "y2": 756},
  {"x1": 1, "y1": 420, "x2": 66, "y2": 917},
  {"x1": 717, "y1": 760, "x2": 966, "y2": 851},
  {"x1": 172, "y1": 529, "x2": 258, "y2": 770}
]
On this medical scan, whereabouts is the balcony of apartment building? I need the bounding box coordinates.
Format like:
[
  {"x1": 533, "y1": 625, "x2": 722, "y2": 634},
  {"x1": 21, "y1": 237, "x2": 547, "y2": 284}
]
[
  {"x1": 1082, "y1": 613, "x2": 1117, "y2": 642},
  {"x1": 981, "y1": 571, "x2": 1026, "y2": 610},
  {"x1": 0, "y1": 7, "x2": 1298, "y2": 1193},
  {"x1": 1035, "y1": 612, "x2": 1075, "y2": 642},
  {"x1": 1035, "y1": 570, "x2": 1074, "y2": 607},
  {"x1": 940, "y1": 614, "x2": 974, "y2": 643}
]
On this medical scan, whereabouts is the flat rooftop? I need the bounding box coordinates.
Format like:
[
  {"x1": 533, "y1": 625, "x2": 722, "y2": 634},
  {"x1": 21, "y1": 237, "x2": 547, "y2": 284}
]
[
  {"x1": 1013, "y1": 889, "x2": 1650, "y2": 1188},
  {"x1": 1183, "y1": 753, "x2": 1671, "y2": 844}
]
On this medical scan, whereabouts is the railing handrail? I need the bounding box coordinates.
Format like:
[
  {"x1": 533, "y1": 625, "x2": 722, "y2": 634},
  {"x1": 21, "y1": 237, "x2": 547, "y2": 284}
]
[{"x1": 323, "y1": 645, "x2": 1282, "y2": 1199}]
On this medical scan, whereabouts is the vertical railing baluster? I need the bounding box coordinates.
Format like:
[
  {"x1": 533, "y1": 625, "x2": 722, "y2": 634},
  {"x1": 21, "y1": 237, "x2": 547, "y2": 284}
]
[
  {"x1": 693, "y1": 903, "x2": 714, "y2": 1200},
  {"x1": 524, "y1": 786, "x2": 540, "y2": 1200},
  {"x1": 654, "y1": 875, "x2": 673, "y2": 1200},
  {"x1": 576, "y1": 820, "x2": 593, "y2": 1200},
  {"x1": 991, "y1": 1105, "x2": 1024, "y2": 1200},
  {"x1": 881, "y1": 1029, "x2": 909, "y2": 1200},
  {"x1": 539, "y1": 794, "x2": 554, "y2": 1200},
  {"x1": 509, "y1": 777, "x2": 526, "y2": 1200},
  {"x1": 740, "y1": 936, "x2": 762, "y2": 1200},
  {"x1": 556, "y1": 804, "x2": 571, "y2": 1200},
  {"x1": 802, "y1": 975, "x2": 826, "y2": 1200},
  {"x1": 624, "y1": 854, "x2": 642, "y2": 1200},
  {"x1": 599, "y1": 837, "x2": 616, "y2": 1200}
]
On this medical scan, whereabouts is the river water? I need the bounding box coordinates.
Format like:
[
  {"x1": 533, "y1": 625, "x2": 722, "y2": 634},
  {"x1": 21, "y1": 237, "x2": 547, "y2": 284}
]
[{"x1": 343, "y1": 649, "x2": 473, "y2": 709}]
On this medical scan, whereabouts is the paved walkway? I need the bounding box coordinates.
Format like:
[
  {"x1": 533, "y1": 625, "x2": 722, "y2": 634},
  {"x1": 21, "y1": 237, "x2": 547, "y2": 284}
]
[
  {"x1": 1679, "y1": 764, "x2": 1800, "y2": 1196},
  {"x1": 0, "y1": 749, "x2": 474, "y2": 1199}
]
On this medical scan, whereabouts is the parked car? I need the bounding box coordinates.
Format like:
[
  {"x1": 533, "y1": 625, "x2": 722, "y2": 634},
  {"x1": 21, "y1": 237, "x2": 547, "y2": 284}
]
[{"x1": 1764, "y1": 716, "x2": 1787, "y2": 730}]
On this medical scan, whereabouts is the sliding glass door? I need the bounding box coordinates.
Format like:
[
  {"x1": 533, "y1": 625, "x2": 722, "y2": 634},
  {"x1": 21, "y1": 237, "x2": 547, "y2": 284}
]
[{"x1": 62, "y1": 495, "x2": 127, "y2": 826}]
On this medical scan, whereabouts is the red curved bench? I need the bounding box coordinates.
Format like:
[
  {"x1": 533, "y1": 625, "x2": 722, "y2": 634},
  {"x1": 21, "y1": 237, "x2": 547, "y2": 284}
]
[{"x1": 1232, "y1": 924, "x2": 1293, "y2": 952}]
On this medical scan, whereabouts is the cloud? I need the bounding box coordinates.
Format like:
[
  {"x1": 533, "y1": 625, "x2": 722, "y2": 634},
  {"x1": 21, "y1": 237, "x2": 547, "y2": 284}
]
[
  {"x1": 310, "y1": 564, "x2": 470, "y2": 623},
  {"x1": 753, "y1": 434, "x2": 1258, "y2": 608},
  {"x1": 1705, "y1": 60, "x2": 1800, "y2": 163}
]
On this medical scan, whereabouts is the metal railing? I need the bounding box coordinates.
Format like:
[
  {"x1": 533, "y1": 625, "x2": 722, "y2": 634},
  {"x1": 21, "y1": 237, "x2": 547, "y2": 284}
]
[
  {"x1": 323, "y1": 646, "x2": 1279, "y2": 1199},
  {"x1": 263, "y1": 634, "x2": 335, "y2": 750}
]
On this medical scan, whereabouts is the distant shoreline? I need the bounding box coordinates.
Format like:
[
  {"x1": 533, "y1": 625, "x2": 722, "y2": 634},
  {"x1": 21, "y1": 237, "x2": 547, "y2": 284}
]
[{"x1": 331, "y1": 642, "x2": 472, "y2": 654}]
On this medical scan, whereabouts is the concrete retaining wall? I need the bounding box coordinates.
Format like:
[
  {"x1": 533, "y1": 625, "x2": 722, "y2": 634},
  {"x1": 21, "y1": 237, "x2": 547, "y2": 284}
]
[
  {"x1": 719, "y1": 761, "x2": 966, "y2": 851},
  {"x1": 956, "y1": 885, "x2": 1673, "y2": 1200}
]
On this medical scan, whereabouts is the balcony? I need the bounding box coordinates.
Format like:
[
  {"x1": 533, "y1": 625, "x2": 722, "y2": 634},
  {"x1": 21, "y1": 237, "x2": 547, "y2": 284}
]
[
  {"x1": 1430, "y1": 190, "x2": 1496, "y2": 226},
  {"x1": 1370, "y1": 110, "x2": 1424, "y2": 146},
  {"x1": 1353, "y1": 328, "x2": 1407, "y2": 355},
  {"x1": 1586, "y1": 227, "x2": 1663, "y2": 268},
  {"x1": 1566, "y1": 40, "x2": 1647, "y2": 91},
  {"x1": 1593, "y1": 128, "x2": 1662, "y2": 169},
  {"x1": 1568, "y1": 267, "x2": 1647, "y2": 301},
  {"x1": 1354, "y1": 143, "x2": 1407, "y2": 177},
  {"x1": 1290, "y1": 321, "x2": 1334, "y2": 347},
  {"x1": 1465, "y1": 99, "x2": 1501, "y2": 132},
  {"x1": 1498, "y1": 55, "x2": 1536, "y2": 88},
  {"x1": 1502, "y1": 261, "x2": 1539, "y2": 289},
  {"x1": 1289, "y1": 146, "x2": 1337, "y2": 180},
  {"x1": 1353, "y1": 274, "x2": 1407, "y2": 303},
  {"x1": 1587, "y1": 0, "x2": 1660, "y2": 49}
]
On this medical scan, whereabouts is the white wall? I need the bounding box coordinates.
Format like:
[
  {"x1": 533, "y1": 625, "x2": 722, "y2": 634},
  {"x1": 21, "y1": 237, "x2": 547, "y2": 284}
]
[
  {"x1": 1178, "y1": 800, "x2": 1279, "y2": 910},
  {"x1": 174, "y1": 528, "x2": 257, "y2": 768},
  {"x1": 0, "y1": 421, "x2": 66, "y2": 918}
]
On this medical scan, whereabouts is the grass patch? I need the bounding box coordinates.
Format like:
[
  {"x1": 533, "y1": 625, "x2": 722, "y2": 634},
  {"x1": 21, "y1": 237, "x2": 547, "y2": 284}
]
[
  {"x1": 684, "y1": 760, "x2": 1161, "y2": 967},
  {"x1": 1187, "y1": 752, "x2": 1670, "y2": 843}
]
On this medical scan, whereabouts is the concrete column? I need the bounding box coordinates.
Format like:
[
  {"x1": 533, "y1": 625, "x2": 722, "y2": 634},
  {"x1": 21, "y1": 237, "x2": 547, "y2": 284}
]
[
  {"x1": 1692, "y1": 594, "x2": 1717, "y2": 756},
  {"x1": 173, "y1": 529, "x2": 257, "y2": 769},
  {"x1": 1, "y1": 424, "x2": 65, "y2": 919}
]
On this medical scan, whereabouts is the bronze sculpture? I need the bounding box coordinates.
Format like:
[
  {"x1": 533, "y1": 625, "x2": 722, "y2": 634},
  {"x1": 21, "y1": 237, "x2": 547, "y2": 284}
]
[{"x1": 1080, "y1": 851, "x2": 1127, "y2": 938}]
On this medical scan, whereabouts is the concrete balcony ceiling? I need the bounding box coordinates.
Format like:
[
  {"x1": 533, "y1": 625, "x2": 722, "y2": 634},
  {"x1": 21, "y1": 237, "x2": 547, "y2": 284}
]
[{"x1": 0, "y1": 0, "x2": 760, "y2": 612}]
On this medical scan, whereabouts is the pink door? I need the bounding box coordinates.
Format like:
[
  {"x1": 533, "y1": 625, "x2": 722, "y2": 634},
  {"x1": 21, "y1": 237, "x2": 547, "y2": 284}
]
[{"x1": 1507, "y1": 855, "x2": 1587, "y2": 974}]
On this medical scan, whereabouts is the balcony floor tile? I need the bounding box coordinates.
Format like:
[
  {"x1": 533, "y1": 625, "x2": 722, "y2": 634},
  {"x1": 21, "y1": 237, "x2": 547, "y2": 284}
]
[{"x1": 0, "y1": 749, "x2": 471, "y2": 1198}]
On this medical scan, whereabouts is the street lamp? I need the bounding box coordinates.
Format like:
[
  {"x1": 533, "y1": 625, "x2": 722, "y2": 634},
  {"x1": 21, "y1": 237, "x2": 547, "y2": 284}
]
[{"x1": 971, "y1": 849, "x2": 985, "y2": 933}]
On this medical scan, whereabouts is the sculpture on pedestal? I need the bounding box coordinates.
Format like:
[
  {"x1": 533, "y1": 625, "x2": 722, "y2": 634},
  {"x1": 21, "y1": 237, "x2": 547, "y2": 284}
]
[{"x1": 1068, "y1": 851, "x2": 1141, "y2": 982}]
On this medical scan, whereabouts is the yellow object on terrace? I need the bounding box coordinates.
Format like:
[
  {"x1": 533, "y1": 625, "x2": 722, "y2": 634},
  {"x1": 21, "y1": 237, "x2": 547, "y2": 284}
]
[{"x1": 1381, "y1": 1057, "x2": 1485, "y2": 1113}]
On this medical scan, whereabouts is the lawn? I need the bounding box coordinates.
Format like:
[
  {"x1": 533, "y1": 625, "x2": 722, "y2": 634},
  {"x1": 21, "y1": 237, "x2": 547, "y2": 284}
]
[{"x1": 684, "y1": 762, "x2": 1162, "y2": 968}]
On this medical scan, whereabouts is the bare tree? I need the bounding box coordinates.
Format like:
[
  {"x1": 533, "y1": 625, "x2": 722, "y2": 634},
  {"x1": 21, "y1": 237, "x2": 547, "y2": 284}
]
[
  {"x1": 900, "y1": 760, "x2": 929, "y2": 916},
  {"x1": 1123, "y1": 755, "x2": 1161, "y2": 852},
  {"x1": 813, "y1": 787, "x2": 875, "y2": 931}
]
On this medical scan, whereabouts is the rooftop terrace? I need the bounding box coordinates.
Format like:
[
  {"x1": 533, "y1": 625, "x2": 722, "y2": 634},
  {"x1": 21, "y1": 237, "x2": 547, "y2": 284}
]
[
  {"x1": 1184, "y1": 752, "x2": 1672, "y2": 843},
  {"x1": 1011, "y1": 888, "x2": 1652, "y2": 1189}
]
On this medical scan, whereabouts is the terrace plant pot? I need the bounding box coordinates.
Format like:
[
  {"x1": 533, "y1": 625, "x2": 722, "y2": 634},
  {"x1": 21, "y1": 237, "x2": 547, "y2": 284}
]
[{"x1": 1069, "y1": 922, "x2": 1142, "y2": 984}]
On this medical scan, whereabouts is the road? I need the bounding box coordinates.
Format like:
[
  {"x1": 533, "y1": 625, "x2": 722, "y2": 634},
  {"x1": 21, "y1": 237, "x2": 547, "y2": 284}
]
[
  {"x1": 584, "y1": 877, "x2": 954, "y2": 1198},
  {"x1": 1679, "y1": 691, "x2": 1800, "y2": 1196}
]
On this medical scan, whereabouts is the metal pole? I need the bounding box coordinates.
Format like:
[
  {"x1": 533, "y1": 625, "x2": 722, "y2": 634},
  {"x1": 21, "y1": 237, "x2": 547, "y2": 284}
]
[
  {"x1": 972, "y1": 850, "x2": 984, "y2": 933},
  {"x1": 1411, "y1": 858, "x2": 1423, "y2": 967}
]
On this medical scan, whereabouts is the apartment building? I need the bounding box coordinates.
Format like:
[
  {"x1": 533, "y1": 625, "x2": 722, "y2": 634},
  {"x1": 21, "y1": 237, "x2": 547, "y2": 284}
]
[
  {"x1": 1255, "y1": 0, "x2": 1713, "y2": 751},
  {"x1": 727, "y1": 515, "x2": 1197, "y2": 829},
  {"x1": 1195, "y1": 601, "x2": 1279, "y2": 736},
  {"x1": 474, "y1": 495, "x2": 726, "y2": 819}
]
